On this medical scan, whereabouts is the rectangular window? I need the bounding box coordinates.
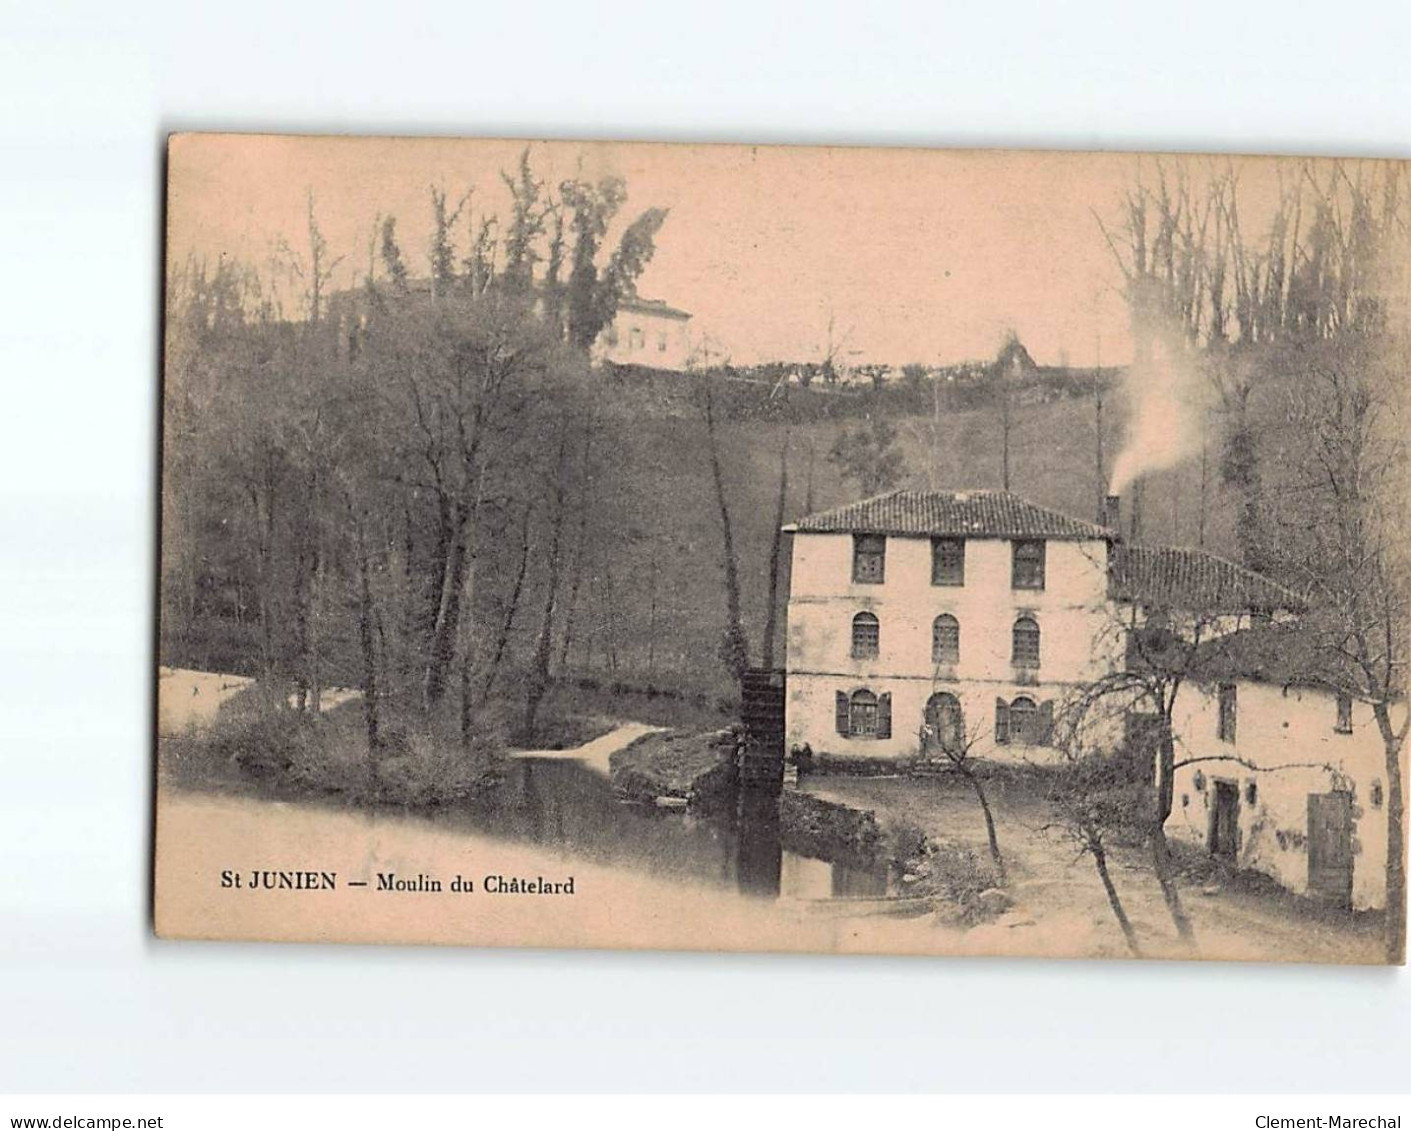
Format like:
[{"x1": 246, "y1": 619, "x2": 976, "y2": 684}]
[
  {"x1": 1218, "y1": 683, "x2": 1238, "y2": 743},
  {"x1": 1012, "y1": 539, "x2": 1046, "y2": 590},
  {"x1": 657, "y1": 331, "x2": 668, "y2": 352},
  {"x1": 931, "y1": 537, "x2": 965, "y2": 586},
  {"x1": 629, "y1": 326, "x2": 645, "y2": 350},
  {"x1": 852, "y1": 534, "x2": 886, "y2": 584},
  {"x1": 1335, "y1": 694, "x2": 1353, "y2": 735}
]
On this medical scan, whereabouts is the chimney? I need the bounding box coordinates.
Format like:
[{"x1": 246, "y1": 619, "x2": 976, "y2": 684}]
[{"x1": 1100, "y1": 493, "x2": 1121, "y2": 535}]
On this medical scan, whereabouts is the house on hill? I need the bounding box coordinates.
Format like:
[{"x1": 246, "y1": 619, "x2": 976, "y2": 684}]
[
  {"x1": 781, "y1": 488, "x2": 1395, "y2": 910},
  {"x1": 594, "y1": 296, "x2": 693, "y2": 370},
  {"x1": 325, "y1": 281, "x2": 693, "y2": 372}
]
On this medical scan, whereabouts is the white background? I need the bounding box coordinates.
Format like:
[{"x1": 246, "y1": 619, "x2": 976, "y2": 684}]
[{"x1": 2, "y1": 0, "x2": 1409, "y2": 1095}]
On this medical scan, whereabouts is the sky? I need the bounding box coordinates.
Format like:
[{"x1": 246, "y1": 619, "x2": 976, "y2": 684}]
[{"x1": 168, "y1": 136, "x2": 1296, "y2": 367}]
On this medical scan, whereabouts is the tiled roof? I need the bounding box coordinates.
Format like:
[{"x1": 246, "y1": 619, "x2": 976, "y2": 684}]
[
  {"x1": 617, "y1": 296, "x2": 691, "y2": 320},
  {"x1": 791, "y1": 490, "x2": 1112, "y2": 540},
  {"x1": 1184, "y1": 624, "x2": 1355, "y2": 689},
  {"x1": 1110, "y1": 543, "x2": 1306, "y2": 614}
]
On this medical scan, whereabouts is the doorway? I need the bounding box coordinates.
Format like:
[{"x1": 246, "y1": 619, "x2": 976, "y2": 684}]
[
  {"x1": 923, "y1": 692, "x2": 964, "y2": 757},
  {"x1": 1209, "y1": 780, "x2": 1240, "y2": 859},
  {"x1": 1307, "y1": 791, "x2": 1354, "y2": 908}
]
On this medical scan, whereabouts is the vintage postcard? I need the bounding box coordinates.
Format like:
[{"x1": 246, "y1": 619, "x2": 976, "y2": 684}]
[{"x1": 156, "y1": 134, "x2": 1408, "y2": 963}]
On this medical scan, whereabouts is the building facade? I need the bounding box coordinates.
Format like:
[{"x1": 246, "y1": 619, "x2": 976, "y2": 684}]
[
  {"x1": 1166, "y1": 660, "x2": 1395, "y2": 912},
  {"x1": 594, "y1": 296, "x2": 692, "y2": 370},
  {"x1": 783, "y1": 488, "x2": 1395, "y2": 910},
  {"x1": 784, "y1": 491, "x2": 1122, "y2": 766}
]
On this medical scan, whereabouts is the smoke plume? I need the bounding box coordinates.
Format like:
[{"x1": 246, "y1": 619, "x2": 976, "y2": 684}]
[{"x1": 1107, "y1": 336, "x2": 1204, "y2": 497}]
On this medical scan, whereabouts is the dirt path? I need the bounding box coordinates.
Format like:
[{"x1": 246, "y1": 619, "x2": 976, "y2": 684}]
[
  {"x1": 506, "y1": 721, "x2": 665, "y2": 774},
  {"x1": 801, "y1": 774, "x2": 1383, "y2": 965}
]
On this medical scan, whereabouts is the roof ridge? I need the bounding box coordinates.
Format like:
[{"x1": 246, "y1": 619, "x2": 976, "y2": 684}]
[{"x1": 793, "y1": 488, "x2": 1112, "y2": 539}]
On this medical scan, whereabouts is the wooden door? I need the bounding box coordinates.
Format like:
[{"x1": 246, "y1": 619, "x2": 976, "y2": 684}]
[
  {"x1": 1307, "y1": 791, "x2": 1354, "y2": 908},
  {"x1": 1209, "y1": 780, "x2": 1239, "y2": 858}
]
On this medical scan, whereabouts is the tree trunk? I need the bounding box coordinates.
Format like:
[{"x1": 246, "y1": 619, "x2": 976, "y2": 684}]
[
  {"x1": 1089, "y1": 832, "x2": 1142, "y2": 957},
  {"x1": 1374, "y1": 701, "x2": 1407, "y2": 964},
  {"x1": 457, "y1": 529, "x2": 481, "y2": 749},
  {"x1": 251, "y1": 476, "x2": 277, "y2": 684},
  {"x1": 306, "y1": 501, "x2": 323, "y2": 716},
  {"x1": 957, "y1": 761, "x2": 1007, "y2": 887},
  {"x1": 481, "y1": 506, "x2": 533, "y2": 703},
  {"x1": 556, "y1": 427, "x2": 595, "y2": 675},
  {"x1": 703, "y1": 385, "x2": 747, "y2": 681},
  {"x1": 423, "y1": 507, "x2": 466, "y2": 710},
  {"x1": 292, "y1": 538, "x2": 312, "y2": 712},
  {"x1": 761, "y1": 430, "x2": 790, "y2": 670},
  {"x1": 524, "y1": 437, "x2": 572, "y2": 743},
  {"x1": 1153, "y1": 727, "x2": 1196, "y2": 945},
  {"x1": 355, "y1": 517, "x2": 381, "y2": 782}
]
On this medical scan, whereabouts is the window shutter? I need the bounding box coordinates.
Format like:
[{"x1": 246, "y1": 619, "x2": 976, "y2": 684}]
[
  {"x1": 994, "y1": 697, "x2": 1010, "y2": 744},
  {"x1": 1039, "y1": 700, "x2": 1055, "y2": 745},
  {"x1": 877, "y1": 693, "x2": 892, "y2": 739},
  {"x1": 835, "y1": 691, "x2": 849, "y2": 736}
]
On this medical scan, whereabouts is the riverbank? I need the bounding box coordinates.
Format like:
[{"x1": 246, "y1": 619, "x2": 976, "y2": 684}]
[{"x1": 609, "y1": 728, "x2": 739, "y2": 810}]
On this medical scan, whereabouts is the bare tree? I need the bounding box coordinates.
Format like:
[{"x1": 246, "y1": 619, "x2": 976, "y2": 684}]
[
  {"x1": 919, "y1": 714, "x2": 1008, "y2": 888},
  {"x1": 700, "y1": 379, "x2": 749, "y2": 683},
  {"x1": 1043, "y1": 737, "x2": 1148, "y2": 957}
]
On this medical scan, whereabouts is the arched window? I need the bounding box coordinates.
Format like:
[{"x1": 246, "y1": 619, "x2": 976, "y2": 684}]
[
  {"x1": 835, "y1": 688, "x2": 892, "y2": 739},
  {"x1": 932, "y1": 614, "x2": 960, "y2": 664},
  {"x1": 849, "y1": 689, "x2": 878, "y2": 736},
  {"x1": 1009, "y1": 696, "x2": 1039, "y2": 744},
  {"x1": 925, "y1": 692, "x2": 965, "y2": 753},
  {"x1": 851, "y1": 612, "x2": 880, "y2": 659},
  {"x1": 1012, "y1": 616, "x2": 1040, "y2": 669}
]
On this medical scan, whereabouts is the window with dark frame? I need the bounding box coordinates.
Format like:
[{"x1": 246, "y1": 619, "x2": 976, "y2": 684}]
[
  {"x1": 1012, "y1": 616, "x2": 1040, "y2": 669},
  {"x1": 1335, "y1": 693, "x2": 1353, "y2": 734},
  {"x1": 849, "y1": 690, "x2": 879, "y2": 736},
  {"x1": 932, "y1": 614, "x2": 960, "y2": 664},
  {"x1": 851, "y1": 612, "x2": 880, "y2": 659},
  {"x1": 1012, "y1": 539, "x2": 1046, "y2": 590},
  {"x1": 1009, "y1": 696, "x2": 1039, "y2": 744},
  {"x1": 1217, "y1": 683, "x2": 1238, "y2": 743},
  {"x1": 931, "y1": 537, "x2": 965, "y2": 586},
  {"x1": 852, "y1": 534, "x2": 886, "y2": 584}
]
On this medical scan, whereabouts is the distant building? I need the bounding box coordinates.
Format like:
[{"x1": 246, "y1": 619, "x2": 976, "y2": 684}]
[
  {"x1": 594, "y1": 296, "x2": 692, "y2": 370},
  {"x1": 993, "y1": 335, "x2": 1039, "y2": 378},
  {"x1": 782, "y1": 488, "x2": 1396, "y2": 911}
]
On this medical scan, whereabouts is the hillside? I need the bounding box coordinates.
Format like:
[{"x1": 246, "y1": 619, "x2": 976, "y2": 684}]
[
  {"x1": 162, "y1": 353, "x2": 1291, "y2": 706},
  {"x1": 542, "y1": 367, "x2": 1254, "y2": 698}
]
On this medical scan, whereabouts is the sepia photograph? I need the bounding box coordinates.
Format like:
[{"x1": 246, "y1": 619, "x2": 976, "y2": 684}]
[
  {"x1": 154, "y1": 135, "x2": 1410, "y2": 966},
  {"x1": 9, "y1": 0, "x2": 1411, "y2": 1116}
]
